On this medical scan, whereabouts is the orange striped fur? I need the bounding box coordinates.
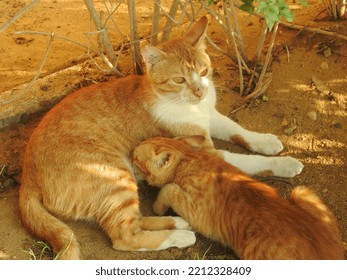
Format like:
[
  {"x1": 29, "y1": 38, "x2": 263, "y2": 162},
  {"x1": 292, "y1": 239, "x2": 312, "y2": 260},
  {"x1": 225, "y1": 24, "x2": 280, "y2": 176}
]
[
  {"x1": 18, "y1": 17, "x2": 213, "y2": 259},
  {"x1": 132, "y1": 136, "x2": 344, "y2": 260}
]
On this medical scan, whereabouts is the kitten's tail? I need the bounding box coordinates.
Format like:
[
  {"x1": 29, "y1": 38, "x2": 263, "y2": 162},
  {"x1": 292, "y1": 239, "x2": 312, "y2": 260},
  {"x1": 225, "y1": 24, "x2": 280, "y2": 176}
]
[
  {"x1": 290, "y1": 186, "x2": 344, "y2": 259},
  {"x1": 19, "y1": 184, "x2": 80, "y2": 260},
  {"x1": 290, "y1": 187, "x2": 333, "y2": 221}
]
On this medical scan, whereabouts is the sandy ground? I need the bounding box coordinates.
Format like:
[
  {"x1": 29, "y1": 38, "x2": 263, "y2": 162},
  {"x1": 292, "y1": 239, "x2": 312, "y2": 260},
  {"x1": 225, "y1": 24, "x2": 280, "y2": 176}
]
[{"x1": 0, "y1": 0, "x2": 346, "y2": 259}]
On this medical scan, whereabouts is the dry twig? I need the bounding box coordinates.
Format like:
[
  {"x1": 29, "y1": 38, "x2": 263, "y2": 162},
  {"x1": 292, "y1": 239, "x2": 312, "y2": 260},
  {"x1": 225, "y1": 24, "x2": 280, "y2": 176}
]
[{"x1": 0, "y1": 0, "x2": 40, "y2": 33}]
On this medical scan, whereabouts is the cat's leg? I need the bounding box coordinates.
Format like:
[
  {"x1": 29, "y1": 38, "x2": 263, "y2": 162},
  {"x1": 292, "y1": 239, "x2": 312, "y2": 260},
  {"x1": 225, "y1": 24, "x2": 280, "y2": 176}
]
[
  {"x1": 153, "y1": 184, "x2": 180, "y2": 216},
  {"x1": 220, "y1": 150, "x2": 303, "y2": 178},
  {"x1": 210, "y1": 110, "x2": 283, "y2": 155},
  {"x1": 140, "y1": 216, "x2": 191, "y2": 230},
  {"x1": 97, "y1": 175, "x2": 195, "y2": 251},
  {"x1": 210, "y1": 110, "x2": 303, "y2": 177},
  {"x1": 153, "y1": 184, "x2": 198, "y2": 231}
]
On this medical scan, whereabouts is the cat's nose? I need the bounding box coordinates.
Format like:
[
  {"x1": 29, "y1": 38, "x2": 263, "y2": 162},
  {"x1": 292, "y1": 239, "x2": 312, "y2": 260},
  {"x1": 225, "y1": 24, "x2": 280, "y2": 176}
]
[
  {"x1": 194, "y1": 89, "x2": 202, "y2": 97},
  {"x1": 192, "y1": 86, "x2": 202, "y2": 98}
]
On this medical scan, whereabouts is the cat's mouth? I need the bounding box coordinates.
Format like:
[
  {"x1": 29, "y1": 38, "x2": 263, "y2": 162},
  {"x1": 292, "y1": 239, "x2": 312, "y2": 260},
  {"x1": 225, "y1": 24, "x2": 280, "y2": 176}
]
[{"x1": 184, "y1": 93, "x2": 206, "y2": 104}]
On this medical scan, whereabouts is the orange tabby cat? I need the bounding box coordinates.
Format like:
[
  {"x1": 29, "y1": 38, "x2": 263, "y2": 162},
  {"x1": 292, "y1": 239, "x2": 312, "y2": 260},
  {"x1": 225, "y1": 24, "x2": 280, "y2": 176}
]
[
  {"x1": 19, "y1": 16, "x2": 303, "y2": 259},
  {"x1": 132, "y1": 136, "x2": 344, "y2": 260}
]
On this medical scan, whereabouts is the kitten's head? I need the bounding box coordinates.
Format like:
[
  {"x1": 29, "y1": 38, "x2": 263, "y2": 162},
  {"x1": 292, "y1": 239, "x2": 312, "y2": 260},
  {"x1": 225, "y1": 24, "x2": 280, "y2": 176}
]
[
  {"x1": 142, "y1": 16, "x2": 211, "y2": 104},
  {"x1": 132, "y1": 135, "x2": 205, "y2": 186}
]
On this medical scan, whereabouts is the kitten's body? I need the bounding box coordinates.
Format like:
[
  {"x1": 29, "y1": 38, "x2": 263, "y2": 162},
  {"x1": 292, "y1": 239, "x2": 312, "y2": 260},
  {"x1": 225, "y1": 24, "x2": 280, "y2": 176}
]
[
  {"x1": 132, "y1": 136, "x2": 344, "y2": 260},
  {"x1": 19, "y1": 17, "x2": 303, "y2": 259}
]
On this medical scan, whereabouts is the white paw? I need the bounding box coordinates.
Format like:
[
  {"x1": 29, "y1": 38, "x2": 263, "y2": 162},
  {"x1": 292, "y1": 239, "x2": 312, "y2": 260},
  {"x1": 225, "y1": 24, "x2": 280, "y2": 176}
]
[
  {"x1": 157, "y1": 230, "x2": 196, "y2": 250},
  {"x1": 172, "y1": 216, "x2": 191, "y2": 230},
  {"x1": 250, "y1": 133, "x2": 283, "y2": 155},
  {"x1": 272, "y1": 156, "x2": 304, "y2": 178}
]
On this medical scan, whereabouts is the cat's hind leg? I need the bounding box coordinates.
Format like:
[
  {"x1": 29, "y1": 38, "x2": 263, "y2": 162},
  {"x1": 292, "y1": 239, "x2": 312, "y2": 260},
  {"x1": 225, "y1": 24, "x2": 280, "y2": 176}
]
[{"x1": 96, "y1": 175, "x2": 195, "y2": 251}]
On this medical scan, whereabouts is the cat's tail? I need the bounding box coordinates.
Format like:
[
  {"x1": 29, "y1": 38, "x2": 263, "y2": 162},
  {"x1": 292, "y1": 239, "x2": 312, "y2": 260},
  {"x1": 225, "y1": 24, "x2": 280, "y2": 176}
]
[
  {"x1": 19, "y1": 184, "x2": 80, "y2": 260},
  {"x1": 290, "y1": 186, "x2": 344, "y2": 259},
  {"x1": 290, "y1": 187, "x2": 334, "y2": 221}
]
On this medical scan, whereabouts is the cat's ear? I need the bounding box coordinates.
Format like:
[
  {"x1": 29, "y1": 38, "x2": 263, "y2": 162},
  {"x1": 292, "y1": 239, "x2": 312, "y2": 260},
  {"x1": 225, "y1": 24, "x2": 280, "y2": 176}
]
[
  {"x1": 184, "y1": 16, "x2": 208, "y2": 47},
  {"x1": 155, "y1": 151, "x2": 174, "y2": 169},
  {"x1": 177, "y1": 135, "x2": 206, "y2": 149},
  {"x1": 141, "y1": 45, "x2": 167, "y2": 71}
]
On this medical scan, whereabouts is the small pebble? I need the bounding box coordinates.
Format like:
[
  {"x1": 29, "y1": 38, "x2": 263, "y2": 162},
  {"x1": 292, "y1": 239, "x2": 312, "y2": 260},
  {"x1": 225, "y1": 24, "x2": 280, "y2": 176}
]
[
  {"x1": 320, "y1": 61, "x2": 329, "y2": 69},
  {"x1": 307, "y1": 111, "x2": 317, "y2": 121},
  {"x1": 322, "y1": 188, "x2": 328, "y2": 194},
  {"x1": 284, "y1": 125, "x2": 297, "y2": 135}
]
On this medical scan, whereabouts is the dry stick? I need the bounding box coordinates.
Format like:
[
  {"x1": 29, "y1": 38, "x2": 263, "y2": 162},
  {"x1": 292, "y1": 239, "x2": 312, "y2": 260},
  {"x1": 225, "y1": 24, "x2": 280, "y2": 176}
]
[
  {"x1": 83, "y1": 0, "x2": 123, "y2": 76},
  {"x1": 84, "y1": 31, "x2": 116, "y2": 72},
  {"x1": 279, "y1": 21, "x2": 347, "y2": 41},
  {"x1": 103, "y1": 1, "x2": 125, "y2": 38},
  {"x1": 0, "y1": 0, "x2": 40, "y2": 33},
  {"x1": 0, "y1": 33, "x2": 54, "y2": 106},
  {"x1": 198, "y1": 0, "x2": 227, "y2": 30},
  {"x1": 228, "y1": 0, "x2": 248, "y2": 63},
  {"x1": 128, "y1": 0, "x2": 143, "y2": 74},
  {"x1": 222, "y1": 1, "x2": 244, "y2": 95},
  {"x1": 176, "y1": 0, "x2": 190, "y2": 27},
  {"x1": 161, "y1": 0, "x2": 180, "y2": 43},
  {"x1": 244, "y1": 21, "x2": 267, "y2": 96},
  {"x1": 245, "y1": 22, "x2": 279, "y2": 101},
  {"x1": 151, "y1": 0, "x2": 161, "y2": 45},
  {"x1": 332, "y1": 0, "x2": 338, "y2": 18},
  {"x1": 16, "y1": 30, "x2": 99, "y2": 53},
  {"x1": 199, "y1": 0, "x2": 250, "y2": 72}
]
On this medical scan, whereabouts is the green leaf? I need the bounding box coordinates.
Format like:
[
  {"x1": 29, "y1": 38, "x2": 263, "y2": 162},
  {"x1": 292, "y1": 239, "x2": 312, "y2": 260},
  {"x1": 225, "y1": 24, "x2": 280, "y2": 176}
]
[
  {"x1": 280, "y1": 7, "x2": 294, "y2": 22},
  {"x1": 240, "y1": 3, "x2": 255, "y2": 14}
]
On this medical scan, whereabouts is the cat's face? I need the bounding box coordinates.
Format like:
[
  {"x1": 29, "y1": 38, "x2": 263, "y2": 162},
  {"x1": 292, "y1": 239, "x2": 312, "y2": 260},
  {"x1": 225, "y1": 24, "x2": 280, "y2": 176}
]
[
  {"x1": 142, "y1": 17, "x2": 212, "y2": 105},
  {"x1": 132, "y1": 136, "x2": 205, "y2": 186}
]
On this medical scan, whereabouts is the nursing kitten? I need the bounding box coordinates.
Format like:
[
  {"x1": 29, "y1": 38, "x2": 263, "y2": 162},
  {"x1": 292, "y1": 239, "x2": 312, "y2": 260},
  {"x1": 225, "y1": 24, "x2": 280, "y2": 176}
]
[
  {"x1": 19, "y1": 16, "x2": 303, "y2": 259},
  {"x1": 132, "y1": 136, "x2": 344, "y2": 260}
]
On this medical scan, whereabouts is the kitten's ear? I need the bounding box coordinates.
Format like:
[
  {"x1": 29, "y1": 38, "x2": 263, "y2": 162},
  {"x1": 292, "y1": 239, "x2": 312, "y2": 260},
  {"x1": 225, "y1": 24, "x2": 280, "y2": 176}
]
[
  {"x1": 184, "y1": 16, "x2": 208, "y2": 47},
  {"x1": 141, "y1": 45, "x2": 167, "y2": 71},
  {"x1": 155, "y1": 151, "x2": 174, "y2": 169},
  {"x1": 177, "y1": 135, "x2": 206, "y2": 149}
]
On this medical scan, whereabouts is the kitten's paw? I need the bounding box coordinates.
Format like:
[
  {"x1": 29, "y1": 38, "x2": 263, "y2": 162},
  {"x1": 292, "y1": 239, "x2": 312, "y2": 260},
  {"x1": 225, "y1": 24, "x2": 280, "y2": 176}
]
[
  {"x1": 250, "y1": 133, "x2": 283, "y2": 155},
  {"x1": 153, "y1": 200, "x2": 168, "y2": 216},
  {"x1": 172, "y1": 216, "x2": 191, "y2": 230},
  {"x1": 271, "y1": 156, "x2": 304, "y2": 178},
  {"x1": 158, "y1": 230, "x2": 196, "y2": 250}
]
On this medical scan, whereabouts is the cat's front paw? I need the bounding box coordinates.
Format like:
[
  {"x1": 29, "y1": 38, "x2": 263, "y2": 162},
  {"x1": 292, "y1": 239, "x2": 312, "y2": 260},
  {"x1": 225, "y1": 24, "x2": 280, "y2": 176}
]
[
  {"x1": 172, "y1": 216, "x2": 191, "y2": 230},
  {"x1": 271, "y1": 156, "x2": 304, "y2": 178},
  {"x1": 153, "y1": 199, "x2": 169, "y2": 216},
  {"x1": 250, "y1": 133, "x2": 283, "y2": 155},
  {"x1": 158, "y1": 230, "x2": 196, "y2": 250}
]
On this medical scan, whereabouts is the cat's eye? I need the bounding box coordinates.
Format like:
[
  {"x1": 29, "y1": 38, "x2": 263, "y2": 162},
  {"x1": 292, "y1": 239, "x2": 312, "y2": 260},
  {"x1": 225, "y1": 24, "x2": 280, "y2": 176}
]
[
  {"x1": 173, "y1": 77, "x2": 186, "y2": 84},
  {"x1": 200, "y1": 68, "x2": 208, "y2": 77}
]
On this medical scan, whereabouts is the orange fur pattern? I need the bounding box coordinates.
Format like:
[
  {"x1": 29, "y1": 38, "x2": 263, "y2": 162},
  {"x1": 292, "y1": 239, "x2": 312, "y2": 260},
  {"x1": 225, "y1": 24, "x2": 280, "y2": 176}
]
[
  {"x1": 18, "y1": 17, "x2": 215, "y2": 259},
  {"x1": 132, "y1": 136, "x2": 344, "y2": 260}
]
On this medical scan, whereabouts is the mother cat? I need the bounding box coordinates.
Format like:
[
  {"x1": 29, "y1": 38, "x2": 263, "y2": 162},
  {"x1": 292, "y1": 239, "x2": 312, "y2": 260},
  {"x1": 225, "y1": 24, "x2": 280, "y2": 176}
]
[{"x1": 19, "y1": 16, "x2": 303, "y2": 259}]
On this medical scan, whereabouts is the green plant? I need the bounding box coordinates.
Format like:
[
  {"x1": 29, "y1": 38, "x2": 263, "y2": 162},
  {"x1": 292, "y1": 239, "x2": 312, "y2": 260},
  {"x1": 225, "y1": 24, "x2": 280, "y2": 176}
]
[
  {"x1": 22, "y1": 240, "x2": 54, "y2": 260},
  {"x1": 239, "y1": 0, "x2": 308, "y2": 30}
]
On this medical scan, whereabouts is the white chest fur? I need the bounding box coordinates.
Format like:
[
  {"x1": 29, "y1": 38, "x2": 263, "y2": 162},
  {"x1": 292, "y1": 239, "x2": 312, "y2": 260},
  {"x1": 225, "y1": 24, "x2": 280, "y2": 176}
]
[{"x1": 152, "y1": 81, "x2": 217, "y2": 132}]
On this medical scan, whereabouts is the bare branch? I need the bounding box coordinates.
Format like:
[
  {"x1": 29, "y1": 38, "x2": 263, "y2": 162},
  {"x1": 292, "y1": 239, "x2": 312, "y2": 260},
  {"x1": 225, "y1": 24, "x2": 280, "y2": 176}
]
[
  {"x1": 161, "y1": 0, "x2": 180, "y2": 42},
  {"x1": 151, "y1": 0, "x2": 161, "y2": 45},
  {"x1": 0, "y1": 0, "x2": 40, "y2": 33},
  {"x1": 128, "y1": 0, "x2": 143, "y2": 74},
  {"x1": 83, "y1": 0, "x2": 122, "y2": 75},
  {"x1": 0, "y1": 32, "x2": 54, "y2": 105}
]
